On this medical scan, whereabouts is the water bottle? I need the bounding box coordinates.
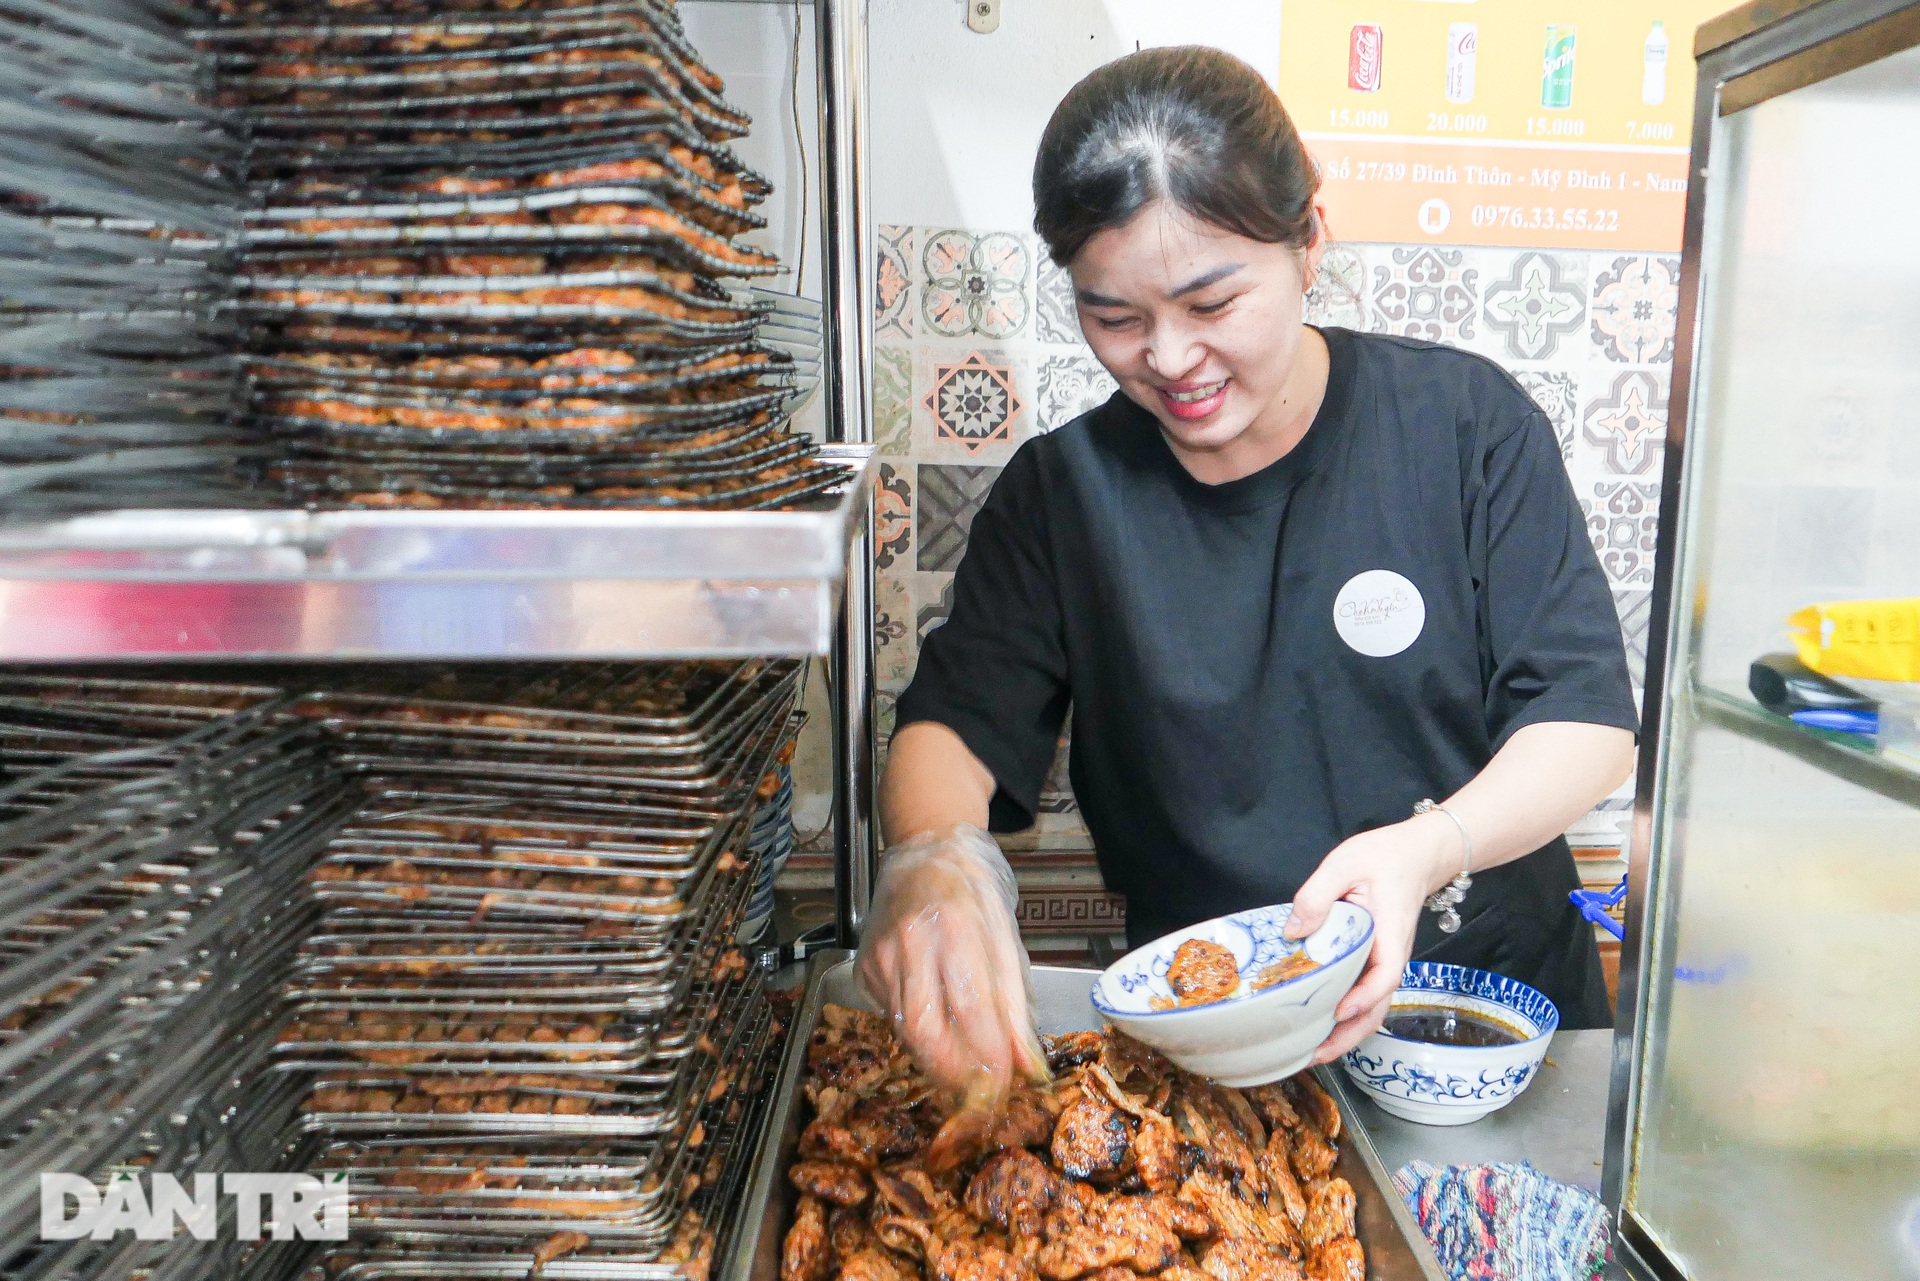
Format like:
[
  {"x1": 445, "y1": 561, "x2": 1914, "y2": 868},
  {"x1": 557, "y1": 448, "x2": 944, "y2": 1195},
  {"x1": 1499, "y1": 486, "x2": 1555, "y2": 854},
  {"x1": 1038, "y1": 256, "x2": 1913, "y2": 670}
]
[{"x1": 1643, "y1": 20, "x2": 1668, "y2": 106}]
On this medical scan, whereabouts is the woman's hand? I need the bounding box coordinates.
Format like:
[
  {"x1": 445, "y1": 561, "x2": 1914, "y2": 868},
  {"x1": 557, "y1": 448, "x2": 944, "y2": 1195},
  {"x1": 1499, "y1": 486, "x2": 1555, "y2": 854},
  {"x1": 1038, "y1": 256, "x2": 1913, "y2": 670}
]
[
  {"x1": 1283, "y1": 813, "x2": 1460, "y2": 1064},
  {"x1": 855, "y1": 823, "x2": 1049, "y2": 1100},
  {"x1": 1279, "y1": 724, "x2": 1635, "y2": 1065}
]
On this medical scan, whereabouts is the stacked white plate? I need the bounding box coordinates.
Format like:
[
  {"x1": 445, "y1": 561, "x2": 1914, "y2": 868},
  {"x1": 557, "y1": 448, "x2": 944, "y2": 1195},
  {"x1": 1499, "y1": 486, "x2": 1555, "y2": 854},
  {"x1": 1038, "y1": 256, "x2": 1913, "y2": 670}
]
[{"x1": 737, "y1": 764, "x2": 794, "y2": 943}]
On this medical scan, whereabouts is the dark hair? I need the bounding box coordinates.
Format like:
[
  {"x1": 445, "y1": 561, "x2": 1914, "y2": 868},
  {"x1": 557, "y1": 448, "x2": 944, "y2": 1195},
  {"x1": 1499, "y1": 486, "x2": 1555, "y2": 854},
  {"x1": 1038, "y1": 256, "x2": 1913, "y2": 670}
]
[{"x1": 1032, "y1": 46, "x2": 1321, "y2": 267}]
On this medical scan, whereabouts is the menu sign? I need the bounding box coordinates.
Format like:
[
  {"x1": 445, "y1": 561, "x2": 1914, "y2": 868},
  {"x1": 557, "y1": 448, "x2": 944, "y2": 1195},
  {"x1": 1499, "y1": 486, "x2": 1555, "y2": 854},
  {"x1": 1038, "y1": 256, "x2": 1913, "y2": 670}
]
[{"x1": 1279, "y1": 0, "x2": 1727, "y2": 250}]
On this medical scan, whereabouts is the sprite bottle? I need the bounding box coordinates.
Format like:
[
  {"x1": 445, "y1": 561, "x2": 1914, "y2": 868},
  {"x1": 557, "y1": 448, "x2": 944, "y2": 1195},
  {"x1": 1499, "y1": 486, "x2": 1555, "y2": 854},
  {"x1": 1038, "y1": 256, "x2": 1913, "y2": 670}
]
[{"x1": 1542, "y1": 25, "x2": 1576, "y2": 109}]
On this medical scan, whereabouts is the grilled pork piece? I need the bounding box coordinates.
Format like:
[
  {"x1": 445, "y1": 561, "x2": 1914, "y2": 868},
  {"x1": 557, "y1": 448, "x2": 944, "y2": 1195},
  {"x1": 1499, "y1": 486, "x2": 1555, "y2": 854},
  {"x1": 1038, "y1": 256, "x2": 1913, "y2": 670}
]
[
  {"x1": 783, "y1": 1195, "x2": 835, "y2": 1281},
  {"x1": 1196, "y1": 1237, "x2": 1304, "y2": 1281},
  {"x1": 1297, "y1": 1179, "x2": 1355, "y2": 1253},
  {"x1": 1044, "y1": 1031, "x2": 1104, "y2": 1072},
  {"x1": 963, "y1": 1148, "x2": 1059, "y2": 1243},
  {"x1": 1177, "y1": 1167, "x2": 1298, "y2": 1258},
  {"x1": 1283, "y1": 1121, "x2": 1337, "y2": 1186},
  {"x1": 790, "y1": 1159, "x2": 870, "y2": 1208},
  {"x1": 1050, "y1": 1090, "x2": 1131, "y2": 1184},
  {"x1": 530, "y1": 1229, "x2": 590, "y2": 1270},
  {"x1": 1165, "y1": 939, "x2": 1239, "y2": 1007},
  {"x1": 877, "y1": 1214, "x2": 1036, "y2": 1281},
  {"x1": 1254, "y1": 1128, "x2": 1308, "y2": 1227},
  {"x1": 1279, "y1": 1076, "x2": 1341, "y2": 1144},
  {"x1": 1082, "y1": 1063, "x2": 1183, "y2": 1193},
  {"x1": 1304, "y1": 1237, "x2": 1363, "y2": 1281},
  {"x1": 1033, "y1": 1193, "x2": 1209, "y2": 1280}
]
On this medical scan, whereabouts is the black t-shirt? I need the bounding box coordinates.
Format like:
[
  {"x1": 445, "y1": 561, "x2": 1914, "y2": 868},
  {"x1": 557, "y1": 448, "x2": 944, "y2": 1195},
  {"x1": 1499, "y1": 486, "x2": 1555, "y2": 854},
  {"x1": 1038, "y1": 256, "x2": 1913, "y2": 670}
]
[{"x1": 894, "y1": 327, "x2": 1638, "y2": 1027}]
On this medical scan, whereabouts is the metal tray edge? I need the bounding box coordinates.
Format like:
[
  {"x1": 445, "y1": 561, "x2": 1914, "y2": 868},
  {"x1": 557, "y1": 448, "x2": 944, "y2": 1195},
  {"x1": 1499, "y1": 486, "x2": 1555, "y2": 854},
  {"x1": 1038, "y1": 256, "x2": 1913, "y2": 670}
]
[{"x1": 1318, "y1": 1060, "x2": 1448, "y2": 1281}]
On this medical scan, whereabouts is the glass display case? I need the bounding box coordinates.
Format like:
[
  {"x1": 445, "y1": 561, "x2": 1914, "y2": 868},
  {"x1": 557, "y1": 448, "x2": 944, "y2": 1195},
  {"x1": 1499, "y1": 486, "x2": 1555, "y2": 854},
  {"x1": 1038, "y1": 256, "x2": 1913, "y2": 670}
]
[{"x1": 1604, "y1": 1, "x2": 1920, "y2": 1278}]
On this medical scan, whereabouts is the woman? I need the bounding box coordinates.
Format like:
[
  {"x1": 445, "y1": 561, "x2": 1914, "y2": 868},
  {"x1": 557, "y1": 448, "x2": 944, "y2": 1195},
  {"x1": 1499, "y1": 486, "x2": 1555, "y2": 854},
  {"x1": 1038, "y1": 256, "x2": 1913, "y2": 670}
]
[{"x1": 859, "y1": 47, "x2": 1637, "y2": 1096}]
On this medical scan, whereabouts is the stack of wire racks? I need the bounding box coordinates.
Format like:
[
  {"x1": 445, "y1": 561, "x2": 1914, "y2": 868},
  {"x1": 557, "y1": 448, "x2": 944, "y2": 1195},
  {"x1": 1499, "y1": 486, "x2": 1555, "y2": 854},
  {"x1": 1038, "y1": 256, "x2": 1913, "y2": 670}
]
[
  {"x1": 1, "y1": 0, "x2": 833, "y2": 519},
  {"x1": 0, "y1": 665, "x2": 800, "y2": 1281},
  {"x1": 207, "y1": 0, "x2": 837, "y2": 510},
  {"x1": 285, "y1": 659, "x2": 799, "y2": 1278},
  {"x1": 0, "y1": 0, "x2": 250, "y2": 517},
  {"x1": 0, "y1": 691, "x2": 359, "y2": 1281}
]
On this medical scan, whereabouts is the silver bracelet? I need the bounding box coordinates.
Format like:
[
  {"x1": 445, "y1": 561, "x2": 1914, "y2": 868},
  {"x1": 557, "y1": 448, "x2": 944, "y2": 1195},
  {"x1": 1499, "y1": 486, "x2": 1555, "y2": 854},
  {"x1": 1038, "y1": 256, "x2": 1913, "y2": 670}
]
[{"x1": 1414, "y1": 798, "x2": 1473, "y2": 934}]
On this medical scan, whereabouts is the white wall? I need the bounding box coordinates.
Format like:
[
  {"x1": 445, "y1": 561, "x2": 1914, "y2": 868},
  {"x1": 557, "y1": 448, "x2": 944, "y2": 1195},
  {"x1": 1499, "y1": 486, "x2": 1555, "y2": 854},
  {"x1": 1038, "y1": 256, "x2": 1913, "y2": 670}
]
[
  {"x1": 869, "y1": 0, "x2": 1284, "y2": 232},
  {"x1": 678, "y1": 1, "x2": 828, "y2": 439},
  {"x1": 682, "y1": 0, "x2": 1285, "y2": 266},
  {"x1": 678, "y1": 1, "x2": 824, "y2": 300}
]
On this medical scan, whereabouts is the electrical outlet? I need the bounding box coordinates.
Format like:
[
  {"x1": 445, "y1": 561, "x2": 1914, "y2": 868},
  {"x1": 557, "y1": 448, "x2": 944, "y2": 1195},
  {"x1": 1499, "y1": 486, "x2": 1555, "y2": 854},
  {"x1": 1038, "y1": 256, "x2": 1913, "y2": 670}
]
[{"x1": 966, "y1": 0, "x2": 999, "y2": 34}]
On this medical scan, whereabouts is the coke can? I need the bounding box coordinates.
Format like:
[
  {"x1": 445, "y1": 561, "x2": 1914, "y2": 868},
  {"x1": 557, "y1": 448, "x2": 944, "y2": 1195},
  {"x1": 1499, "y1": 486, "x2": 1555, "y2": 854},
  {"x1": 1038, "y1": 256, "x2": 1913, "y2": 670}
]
[
  {"x1": 1445, "y1": 23, "x2": 1477, "y2": 104},
  {"x1": 1542, "y1": 24, "x2": 1577, "y2": 109},
  {"x1": 1348, "y1": 24, "x2": 1383, "y2": 94}
]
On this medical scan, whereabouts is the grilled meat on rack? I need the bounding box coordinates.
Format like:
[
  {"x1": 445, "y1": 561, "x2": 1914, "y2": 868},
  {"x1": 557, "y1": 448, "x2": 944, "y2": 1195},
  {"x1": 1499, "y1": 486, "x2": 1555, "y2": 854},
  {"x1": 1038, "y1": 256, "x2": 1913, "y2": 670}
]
[{"x1": 782, "y1": 1009, "x2": 1365, "y2": 1281}]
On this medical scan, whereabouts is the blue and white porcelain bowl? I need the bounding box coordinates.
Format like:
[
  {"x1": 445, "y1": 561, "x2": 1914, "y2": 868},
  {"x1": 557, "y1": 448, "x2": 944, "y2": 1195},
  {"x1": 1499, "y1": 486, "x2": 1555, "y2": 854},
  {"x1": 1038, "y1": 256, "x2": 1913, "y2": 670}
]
[
  {"x1": 1089, "y1": 902, "x2": 1373, "y2": 1087},
  {"x1": 1341, "y1": 961, "x2": 1559, "y2": 1127}
]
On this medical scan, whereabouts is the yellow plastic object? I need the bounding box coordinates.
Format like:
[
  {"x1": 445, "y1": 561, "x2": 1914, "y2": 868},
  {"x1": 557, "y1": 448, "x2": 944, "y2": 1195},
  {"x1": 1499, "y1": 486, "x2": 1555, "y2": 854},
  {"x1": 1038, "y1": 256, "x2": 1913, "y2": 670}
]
[{"x1": 1788, "y1": 598, "x2": 1920, "y2": 683}]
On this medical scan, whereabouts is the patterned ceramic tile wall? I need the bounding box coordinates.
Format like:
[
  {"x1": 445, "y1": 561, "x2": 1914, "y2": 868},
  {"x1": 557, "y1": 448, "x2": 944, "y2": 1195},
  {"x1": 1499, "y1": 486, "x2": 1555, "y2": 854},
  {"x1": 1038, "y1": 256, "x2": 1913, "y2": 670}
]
[
  {"x1": 845, "y1": 227, "x2": 1673, "y2": 873},
  {"x1": 870, "y1": 223, "x2": 1091, "y2": 852}
]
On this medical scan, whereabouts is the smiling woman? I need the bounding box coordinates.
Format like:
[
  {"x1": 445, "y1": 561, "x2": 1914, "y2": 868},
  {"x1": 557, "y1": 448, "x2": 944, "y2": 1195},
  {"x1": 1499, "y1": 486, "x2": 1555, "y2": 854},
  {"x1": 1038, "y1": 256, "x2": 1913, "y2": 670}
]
[
  {"x1": 1031, "y1": 47, "x2": 1329, "y2": 482},
  {"x1": 855, "y1": 46, "x2": 1639, "y2": 1108},
  {"x1": 1065, "y1": 211, "x2": 1327, "y2": 484}
]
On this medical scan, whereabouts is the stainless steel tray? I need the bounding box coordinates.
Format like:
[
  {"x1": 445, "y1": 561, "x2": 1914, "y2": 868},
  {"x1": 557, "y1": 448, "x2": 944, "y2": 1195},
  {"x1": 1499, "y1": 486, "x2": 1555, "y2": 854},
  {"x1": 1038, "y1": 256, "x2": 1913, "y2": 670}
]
[
  {"x1": 0, "y1": 444, "x2": 875, "y2": 660},
  {"x1": 721, "y1": 953, "x2": 1445, "y2": 1281},
  {"x1": 305, "y1": 986, "x2": 781, "y2": 1278}
]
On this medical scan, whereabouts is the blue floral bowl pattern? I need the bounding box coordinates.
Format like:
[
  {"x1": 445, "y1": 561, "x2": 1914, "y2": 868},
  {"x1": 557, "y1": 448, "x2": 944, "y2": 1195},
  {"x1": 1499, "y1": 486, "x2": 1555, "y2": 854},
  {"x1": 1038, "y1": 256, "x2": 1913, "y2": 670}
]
[
  {"x1": 1088, "y1": 902, "x2": 1373, "y2": 1088},
  {"x1": 1341, "y1": 961, "x2": 1560, "y2": 1127},
  {"x1": 1090, "y1": 903, "x2": 1372, "y2": 1018}
]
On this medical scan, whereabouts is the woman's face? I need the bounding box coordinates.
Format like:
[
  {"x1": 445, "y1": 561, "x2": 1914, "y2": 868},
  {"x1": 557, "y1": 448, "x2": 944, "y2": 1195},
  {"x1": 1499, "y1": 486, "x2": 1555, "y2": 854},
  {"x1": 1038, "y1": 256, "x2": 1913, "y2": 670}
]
[{"x1": 1069, "y1": 201, "x2": 1325, "y2": 480}]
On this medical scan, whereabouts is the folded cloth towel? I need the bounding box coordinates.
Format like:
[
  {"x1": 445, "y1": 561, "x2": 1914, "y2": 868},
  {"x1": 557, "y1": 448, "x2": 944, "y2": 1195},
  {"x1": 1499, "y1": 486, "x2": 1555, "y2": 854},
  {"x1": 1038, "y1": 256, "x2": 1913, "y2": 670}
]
[{"x1": 1392, "y1": 1160, "x2": 1610, "y2": 1281}]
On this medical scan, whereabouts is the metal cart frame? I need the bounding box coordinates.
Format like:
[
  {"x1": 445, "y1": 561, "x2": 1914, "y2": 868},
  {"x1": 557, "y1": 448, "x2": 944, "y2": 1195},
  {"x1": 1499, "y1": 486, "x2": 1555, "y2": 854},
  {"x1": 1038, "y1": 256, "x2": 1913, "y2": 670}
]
[
  {"x1": 1602, "y1": 1, "x2": 1920, "y2": 1276},
  {"x1": 0, "y1": 0, "x2": 882, "y2": 944}
]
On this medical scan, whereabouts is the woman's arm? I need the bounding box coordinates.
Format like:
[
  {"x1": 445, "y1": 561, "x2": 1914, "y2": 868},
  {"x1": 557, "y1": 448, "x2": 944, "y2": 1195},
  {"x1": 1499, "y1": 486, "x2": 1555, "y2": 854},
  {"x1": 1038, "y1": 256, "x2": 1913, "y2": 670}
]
[
  {"x1": 860, "y1": 445, "x2": 1066, "y2": 1096},
  {"x1": 860, "y1": 721, "x2": 1045, "y2": 1096},
  {"x1": 879, "y1": 721, "x2": 995, "y2": 844},
  {"x1": 1287, "y1": 719, "x2": 1636, "y2": 1062}
]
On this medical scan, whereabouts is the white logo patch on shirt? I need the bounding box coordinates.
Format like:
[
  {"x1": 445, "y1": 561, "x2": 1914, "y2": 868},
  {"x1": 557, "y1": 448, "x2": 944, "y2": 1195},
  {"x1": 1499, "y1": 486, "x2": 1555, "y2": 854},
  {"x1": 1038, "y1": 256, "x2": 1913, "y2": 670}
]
[{"x1": 1333, "y1": 570, "x2": 1426, "y2": 657}]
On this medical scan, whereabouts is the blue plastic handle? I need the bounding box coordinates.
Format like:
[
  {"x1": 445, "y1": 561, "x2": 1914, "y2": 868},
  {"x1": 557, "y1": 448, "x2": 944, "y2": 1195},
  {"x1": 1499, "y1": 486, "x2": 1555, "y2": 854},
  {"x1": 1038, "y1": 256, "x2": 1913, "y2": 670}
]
[
  {"x1": 1569, "y1": 875, "x2": 1627, "y2": 941},
  {"x1": 1789, "y1": 707, "x2": 1879, "y2": 735}
]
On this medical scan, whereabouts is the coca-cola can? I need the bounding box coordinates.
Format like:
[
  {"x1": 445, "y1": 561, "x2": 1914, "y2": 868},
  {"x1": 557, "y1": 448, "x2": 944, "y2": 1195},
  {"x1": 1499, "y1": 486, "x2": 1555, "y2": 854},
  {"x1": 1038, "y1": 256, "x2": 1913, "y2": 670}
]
[
  {"x1": 1446, "y1": 22, "x2": 1477, "y2": 103},
  {"x1": 1348, "y1": 23, "x2": 1383, "y2": 93}
]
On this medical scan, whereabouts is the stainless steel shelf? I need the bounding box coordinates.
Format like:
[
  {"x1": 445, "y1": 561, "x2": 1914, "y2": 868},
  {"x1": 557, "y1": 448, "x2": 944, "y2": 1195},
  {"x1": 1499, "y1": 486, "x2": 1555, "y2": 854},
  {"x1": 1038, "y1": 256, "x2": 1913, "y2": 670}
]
[
  {"x1": 0, "y1": 445, "x2": 874, "y2": 661},
  {"x1": 1692, "y1": 683, "x2": 1920, "y2": 810}
]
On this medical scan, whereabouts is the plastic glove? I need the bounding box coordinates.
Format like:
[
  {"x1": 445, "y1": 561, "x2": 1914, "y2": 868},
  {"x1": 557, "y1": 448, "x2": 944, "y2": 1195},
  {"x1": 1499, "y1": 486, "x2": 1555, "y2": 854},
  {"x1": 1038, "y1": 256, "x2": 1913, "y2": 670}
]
[{"x1": 855, "y1": 822, "x2": 1048, "y2": 1101}]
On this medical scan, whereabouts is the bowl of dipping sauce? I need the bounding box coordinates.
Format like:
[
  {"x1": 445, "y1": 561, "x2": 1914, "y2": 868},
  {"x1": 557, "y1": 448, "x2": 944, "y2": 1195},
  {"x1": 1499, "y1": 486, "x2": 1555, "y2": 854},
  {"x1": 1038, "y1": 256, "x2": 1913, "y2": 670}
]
[
  {"x1": 1089, "y1": 901, "x2": 1373, "y2": 1086},
  {"x1": 1340, "y1": 961, "x2": 1560, "y2": 1126}
]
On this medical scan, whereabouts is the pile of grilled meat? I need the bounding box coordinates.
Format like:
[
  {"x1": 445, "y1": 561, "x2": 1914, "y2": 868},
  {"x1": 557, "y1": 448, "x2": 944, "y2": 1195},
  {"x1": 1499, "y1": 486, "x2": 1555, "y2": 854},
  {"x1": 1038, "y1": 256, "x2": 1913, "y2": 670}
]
[
  {"x1": 784, "y1": 1008, "x2": 1365, "y2": 1281},
  {"x1": 201, "y1": 0, "x2": 835, "y2": 509}
]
